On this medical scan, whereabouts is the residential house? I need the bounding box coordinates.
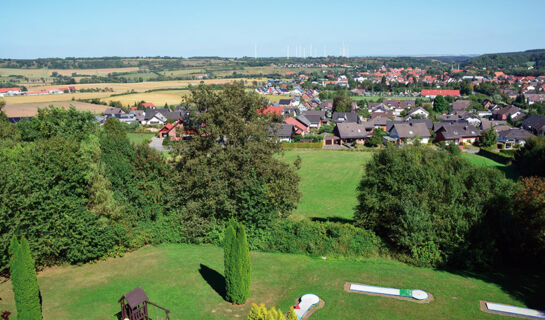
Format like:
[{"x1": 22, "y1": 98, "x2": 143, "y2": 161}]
[
  {"x1": 493, "y1": 105, "x2": 523, "y2": 121},
  {"x1": 159, "y1": 120, "x2": 185, "y2": 141},
  {"x1": 386, "y1": 119, "x2": 432, "y2": 132},
  {"x1": 141, "y1": 102, "x2": 156, "y2": 109},
  {"x1": 522, "y1": 115, "x2": 545, "y2": 135},
  {"x1": 113, "y1": 113, "x2": 137, "y2": 123},
  {"x1": 334, "y1": 123, "x2": 369, "y2": 144},
  {"x1": 0, "y1": 87, "x2": 22, "y2": 97},
  {"x1": 435, "y1": 123, "x2": 481, "y2": 145},
  {"x1": 130, "y1": 110, "x2": 145, "y2": 122},
  {"x1": 285, "y1": 117, "x2": 309, "y2": 135},
  {"x1": 301, "y1": 110, "x2": 327, "y2": 129},
  {"x1": 406, "y1": 107, "x2": 429, "y2": 119},
  {"x1": 104, "y1": 107, "x2": 125, "y2": 117},
  {"x1": 269, "y1": 124, "x2": 294, "y2": 142},
  {"x1": 421, "y1": 89, "x2": 460, "y2": 98},
  {"x1": 497, "y1": 128, "x2": 532, "y2": 149},
  {"x1": 320, "y1": 100, "x2": 334, "y2": 111},
  {"x1": 525, "y1": 94, "x2": 545, "y2": 104},
  {"x1": 452, "y1": 100, "x2": 471, "y2": 111},
  {"x1": 332, "y1": 112, "x2": 360, "y2": 123},
  {"x1": 388, "y1": 122, "x2": 431, "y2": 144}
]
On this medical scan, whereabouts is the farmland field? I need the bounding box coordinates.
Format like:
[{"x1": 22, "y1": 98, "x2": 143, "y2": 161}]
[
  {"x1": 3, "y1": 101, "x2": 109, "y2": 117},
  {"x1": 24, "y1": 78, "x2": 265, "y2": 93},
  {"x1": 102, "y1": 90, "x2": 190, "y2": 107},
  {"x1": 0, "y1": 244, "x2": 539, "y2": 320},
  {"x1": 3, "y1": 92, "x2": 111, "y2": 105}
]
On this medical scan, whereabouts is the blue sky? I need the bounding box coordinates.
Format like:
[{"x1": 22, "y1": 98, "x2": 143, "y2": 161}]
[{"x1": 3, "y1": 0, "x2": 545, "y2": 58}]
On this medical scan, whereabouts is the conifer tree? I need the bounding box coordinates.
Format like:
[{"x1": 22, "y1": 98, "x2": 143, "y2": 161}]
[
  {"x1": 224, "y1": 220, "x2": 251, "y2": 304},
  {"x1": 9, "y1": 236, "x2": 42, "y2": 320}
]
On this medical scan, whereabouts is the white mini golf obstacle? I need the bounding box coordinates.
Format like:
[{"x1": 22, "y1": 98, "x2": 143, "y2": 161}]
[
  {"x1": 346, "y1": 282, "x2": 431, "y2": 302},
  {"x1": 293, "y1": 294, "x2": 321, "y2": 319},
  {"x1": 482, "y1": 301, "x2": 545, "y2": 319}
]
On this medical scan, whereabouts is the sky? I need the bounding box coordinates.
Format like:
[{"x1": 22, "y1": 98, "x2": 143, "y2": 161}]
[{"x1": 3, "y1": 0, "x2": 545, "y2": 59}]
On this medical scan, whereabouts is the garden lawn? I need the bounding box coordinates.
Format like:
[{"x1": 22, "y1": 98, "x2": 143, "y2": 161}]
[
  {"x1": 461, "y1": 153, "x2": 519, "y2": 180},
  {"x1": 281, "y1": 150, "x2": 373, "y2": 221},
  {"x1": 0, "y1": 244, "x2": 540, "y2": 320},
  {"x1": 128, "y1": 133, "x2": 156, "y2": 145}
]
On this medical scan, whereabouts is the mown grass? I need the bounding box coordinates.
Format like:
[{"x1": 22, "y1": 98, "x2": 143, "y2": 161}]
[
  {"x1": 281, "y1": 150, "x2": 513, "y2": 221},
  {"x1": 128, "y1": 133, "x2": 156, "y2": 145},
  {"x1": 281, "y1": 150, "x2": 373, "y2": 220},
  {"x1": 0, "y1": 244, "x2": 539, "y2": 320}
]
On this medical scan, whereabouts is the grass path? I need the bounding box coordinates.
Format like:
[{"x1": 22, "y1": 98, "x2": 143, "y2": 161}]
[
  {"x1": 0, "y1": 244, "x2": 538, "y2": 319},
  {"x1": 281, "y1": 150, "x2": 373, "y2": 220}
]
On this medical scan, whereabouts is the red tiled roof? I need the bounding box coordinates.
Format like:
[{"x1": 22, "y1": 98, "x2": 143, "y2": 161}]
[
  {"x1": 0, "y1": 87, "x2": 21, "y2": 93},
  {"x1": 258, "y1": 106, "x2": 282, "y2": 115},
  {"x1": 421, "y1": 89, "x2": 460, "y2": 96},
  {"x1": 285, "y1": 117, "x2": 309, "y2": 132},
  {"x1": 141, "y1": 102, "x2": 155, "y2": 108}
]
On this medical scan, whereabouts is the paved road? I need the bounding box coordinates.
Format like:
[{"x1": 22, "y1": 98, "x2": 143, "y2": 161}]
[{"x1": 149, "y1": 137, "x2": 171, "y2": 152}]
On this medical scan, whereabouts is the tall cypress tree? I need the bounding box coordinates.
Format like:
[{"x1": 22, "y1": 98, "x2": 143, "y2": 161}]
[
  {"x1": 9, "y1": 236, "x2": 42, "y2": 320},
  {"x1": 224, "y1": 220, "x2": 251, "y2": 304}
]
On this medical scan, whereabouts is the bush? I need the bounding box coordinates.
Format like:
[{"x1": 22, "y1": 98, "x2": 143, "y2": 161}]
[
  {"x1": 355, "y1": 145, "x2": 516, "y2": 268},
  {"x1": 248, "y1": 219, "x2": 382, "y2": 258}
]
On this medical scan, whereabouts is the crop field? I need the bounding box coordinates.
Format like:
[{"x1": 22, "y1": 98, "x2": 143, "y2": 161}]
[
  {"x1": 3, "y1": 92, "x2": 111, "y2": 105},
  {"x1": 102, "y1": 90, "x2": 190, "y2": 107},
  {"x1": 0, "y1": 244, "x2": 539, "y2": 320},
  {"x1": 24, "y1": 78, "x2": 265, "y2": 93},
  {"x1": 3, "y1": 101, "x2": 109, "y2": 117},
  {"x1": 213, "y1": 66, "x2": 324, "y2": 77}
]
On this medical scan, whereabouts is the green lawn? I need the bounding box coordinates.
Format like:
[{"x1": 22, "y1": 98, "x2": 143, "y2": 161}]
[
  {"x1": 0, "y1": 244, "x2": 540, "y2": 320},
  {"x1": 128, "y1": 132, "x2": 156, "y2": 145},
  {"x1": 280, "y1": 150, "x2": 515, "y2": 221},
  {"x1": 281, "y1": 150, "x2": 373, "y2": 221},
  {"x1": 461, "y1": 153, "x2": 519, "y2": 180}
]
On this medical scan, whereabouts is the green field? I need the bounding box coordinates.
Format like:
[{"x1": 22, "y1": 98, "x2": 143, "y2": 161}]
[
  {"x1": 128, "y1": 133, "x2": 156, "y2": 145},
  {"x1": 0, "y1": 244, "x2": 539, "y2": 320},
  {"x1": 282, "y1": 150, "x2": 514, "y2": 221},
  {"x1": 461, "y1": 153, "x2": 518, "y2": 179},
  {"x1": 281, "y1": 150, "x2": 373, "y2": 220}
]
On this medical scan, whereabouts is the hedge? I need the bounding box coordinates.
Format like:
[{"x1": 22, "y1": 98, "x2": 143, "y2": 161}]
[
  {"x1": 282, "y1": 142, "x2": 322, "y2": 149},
  {"x1": 478, "y1": 147, "x2": 513, "y2": 164}
]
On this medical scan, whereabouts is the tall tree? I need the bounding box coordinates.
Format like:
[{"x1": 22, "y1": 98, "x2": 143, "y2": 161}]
[
  {"x1": 9, "y1": 237, "x2": 42, "y2": 320},
  {"x1": 224, "y1": 220, "x2": 251, "y2": 304},
  {"x1": 169, "y1": 84, "x2": 300, "y2": 236},
  {"x1": 480, "y1": 127, "x2": 497, "y2": 148},
  {"x1": 433, "y1": 95, "x2": 448, "y2": 113}
]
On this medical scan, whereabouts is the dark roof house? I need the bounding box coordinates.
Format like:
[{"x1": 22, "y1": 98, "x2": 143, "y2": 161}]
[{"x1": 332, "y1": 112, "x2": 359, "y2": 123}]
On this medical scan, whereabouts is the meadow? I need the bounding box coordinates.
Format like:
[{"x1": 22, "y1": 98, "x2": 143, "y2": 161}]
[{"x1": 0, "y1": 244, "x2": 539, "y2": 320}]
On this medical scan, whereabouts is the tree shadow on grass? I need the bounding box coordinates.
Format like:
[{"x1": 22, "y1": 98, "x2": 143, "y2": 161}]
[
  {"x1": 311, "y1": 216, "x2": 354, "y2": 224},
  {"x1": 199, "y1": 264, "x2": 226, "y2": 300},
  {"x1": 443, "y1": 267, "x2": 545, "y2": 310}
]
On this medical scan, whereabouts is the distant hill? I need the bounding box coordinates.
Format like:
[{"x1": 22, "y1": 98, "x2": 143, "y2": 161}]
[{"x1": 464, "y1": 49, "x2": 545, "y2": 70}]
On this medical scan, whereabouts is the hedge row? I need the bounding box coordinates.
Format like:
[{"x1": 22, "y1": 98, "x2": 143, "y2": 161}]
[
  {"x1": 478, "y1": 147, "x2": 513, "y2": 164},
  {"x1": 282, "y1": 142, "x2": 322, "y2": 149}
]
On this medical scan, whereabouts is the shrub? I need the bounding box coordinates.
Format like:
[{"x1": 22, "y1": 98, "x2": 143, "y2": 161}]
[
  {"x1": 248, "y1": 219, "x2": 382, "y2": 258},
  {"x1": 247, "y1": 303, "x2": 292, "y2": 320}
]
